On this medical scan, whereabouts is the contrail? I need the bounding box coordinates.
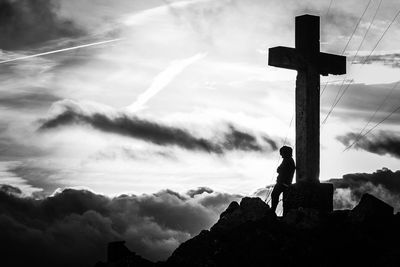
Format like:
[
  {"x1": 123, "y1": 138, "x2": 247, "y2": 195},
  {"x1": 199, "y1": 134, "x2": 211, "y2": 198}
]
[
  {"x1": 0, "y1": 38, "x2": 123, "y2": 64},
  {"x1": 127, "y1": 52, "x2": 207, "y2": 112}
]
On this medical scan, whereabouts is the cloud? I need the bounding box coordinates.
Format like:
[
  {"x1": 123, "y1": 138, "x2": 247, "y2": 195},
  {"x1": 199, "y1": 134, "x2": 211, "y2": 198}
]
[
  {"x1": 161, "y1": 0, "x2": 236, "y2": 44},
  {"x1": 351, "y1": 53, "x2": 400, "y2": 68},
  {"x1": 38, "y1": 100, "x2": 278, "y2": 154},
  {"x1": 252, "y1": 168, "x2": 400, "y2": 212},
  {"x1": 337, "y1": 131, "x2": 400, "y2": 158},
  {"x1": 329, "y1": 168, "x2": 400, "y2": 211},
  {"x1": 0, "y1": 185, "x2": 241, "y2": 265},
  {"x1": 320, "y1": 81, "x2": 400, "y2": 124},
  {"x1": 186, "y1": 186, "x2": 213, "y2": 197},
  {"x1": 0, "y1": 122, "x2": 49, "y2": 162},
  {"x1": 0, "y1": 137, "x2": 46, "y2": 161},
  {"x1": 0, "y1": 0, "x2": 84, "y2": 50},
  {"x1": 4, "y1": 162, "x2": 65, "y2": 196},
  {"x1": 0, "y1": 90, "x2": 61, "y2": 110},
  {"x1": 0, "y1": 184, "x2": 22, "y2": 195}
]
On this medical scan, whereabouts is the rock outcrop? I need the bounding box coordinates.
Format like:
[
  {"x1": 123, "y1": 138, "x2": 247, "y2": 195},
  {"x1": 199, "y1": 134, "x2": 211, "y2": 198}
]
[
  {"x1": 94, "y1": 241, "x2": 154, "y2": 267},
  {"x1": 95, "y1": 194, "x2": 400, "y2": 267}
]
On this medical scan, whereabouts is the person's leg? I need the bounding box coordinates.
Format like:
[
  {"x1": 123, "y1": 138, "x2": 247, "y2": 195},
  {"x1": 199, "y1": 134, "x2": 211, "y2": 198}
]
[{"x1": 271, "y1": 184, "x2": 282, "y2": 212}]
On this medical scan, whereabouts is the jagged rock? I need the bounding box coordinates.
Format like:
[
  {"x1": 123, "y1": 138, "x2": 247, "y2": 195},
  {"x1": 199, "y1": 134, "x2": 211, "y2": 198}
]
[
  {"x1": 94, "y1": 241, "x2": 154, "y2": 267},
  {"x1": 108, "y1": 241, "x2": 132, "y2": 263},
  {"x1": 165, "y1": 194, "x2": 400, "y2": 267},
  {"x1": 350, "y1": 193, "x2": 393, "y2": 222},
  {"x1": 94, "y1": 194, "x2": 400, "y2": 267},
  {"x1": 166, "y1": 197, "x2": 278, "y2": 267},
  {"x1": 211, "y1": 197, "x2": 274, "y2": 233}
]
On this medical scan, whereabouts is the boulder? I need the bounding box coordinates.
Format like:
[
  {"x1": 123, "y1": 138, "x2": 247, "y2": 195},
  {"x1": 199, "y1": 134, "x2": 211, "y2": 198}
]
[
  {"x1": 350, "y1": 193, "x2": 393, "y2": 222},
  {"x1": 94, "y1": 241, "x2": 154, "y2": 267},
  {"x1": 94, "y1": 194, "x2": 400, "y2": 267},
  {"x1": 211, "y1": 197, "x2": 274, "y2": 233}
]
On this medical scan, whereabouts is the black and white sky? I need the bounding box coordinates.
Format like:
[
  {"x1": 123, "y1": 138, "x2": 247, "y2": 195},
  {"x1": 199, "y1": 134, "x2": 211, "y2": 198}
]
[
  {"x1": 2, "y1": 0, "x2": 399, "y2": 196},
  {"x1": 1, "y1": 0, "x2": 400, "y2": 264}
]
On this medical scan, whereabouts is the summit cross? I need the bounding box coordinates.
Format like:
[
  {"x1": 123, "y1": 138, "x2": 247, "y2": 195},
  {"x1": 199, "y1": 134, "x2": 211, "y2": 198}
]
[{"x1": 268, "y1": 14, "x2": 346, "y2": 183}]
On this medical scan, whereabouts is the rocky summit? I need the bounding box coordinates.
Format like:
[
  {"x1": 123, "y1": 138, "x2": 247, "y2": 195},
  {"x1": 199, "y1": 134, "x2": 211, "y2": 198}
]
[{"x1": 95, "y1": 193, "x2": 400, "y2": 267}]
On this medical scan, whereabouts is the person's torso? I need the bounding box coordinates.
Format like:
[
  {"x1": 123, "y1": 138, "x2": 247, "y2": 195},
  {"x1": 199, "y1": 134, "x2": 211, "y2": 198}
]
[{"x1": 277, "y1": 158, "x2": 295, "y2": 184}]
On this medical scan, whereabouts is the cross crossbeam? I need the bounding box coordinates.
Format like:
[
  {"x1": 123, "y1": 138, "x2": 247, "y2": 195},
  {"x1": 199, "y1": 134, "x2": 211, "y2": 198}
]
[{"x1": 269, "y1": 47, "x2": 346, "y2": 75}]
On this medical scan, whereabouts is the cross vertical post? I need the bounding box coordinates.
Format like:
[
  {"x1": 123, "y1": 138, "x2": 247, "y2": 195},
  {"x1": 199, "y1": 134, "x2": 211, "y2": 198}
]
[
  {"x1": 295, "y1": 15, "x2": 320, "y2": 183},
  {"x1": 268, "y1": 14, "x2": 346, "y2": 186}
]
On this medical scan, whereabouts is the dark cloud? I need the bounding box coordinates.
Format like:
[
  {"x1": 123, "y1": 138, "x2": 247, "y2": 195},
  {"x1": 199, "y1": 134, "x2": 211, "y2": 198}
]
[
  {"x1": 223, "y1": 125, "x2": 268, "y2": 151},
  {"x1": 0, "y1": 186, "x2": 241, "y2": 266},
  {"x1": 186, "y1": 187, "x2": 213, "y2": 198},
  {"x1": 6, "y1": 163, "x2": 67, "y2": 196},
  {"x1": 38, "y1": 101, "x2": 278, "y2": 154},
  {"x1": 328, "y1": 168, "x2": 400, "y2": 211},
  {"x1": 0, "y1": 0, "x2": 83, "y2": 50},
  {"x1": 351, "y1": 53, "x2": 400, "y2": 68},
  {"x1": 337, "y1": 131, "x2": 400, "y2": 158},
  {"x1": 0, "y1": 184, "x2": 22, "y2": 195}
]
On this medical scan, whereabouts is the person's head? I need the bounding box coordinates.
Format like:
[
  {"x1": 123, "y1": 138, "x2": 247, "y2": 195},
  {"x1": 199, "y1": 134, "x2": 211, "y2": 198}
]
[{"x1": 279, "y1": 146, "x2": 293, "y2": 158}]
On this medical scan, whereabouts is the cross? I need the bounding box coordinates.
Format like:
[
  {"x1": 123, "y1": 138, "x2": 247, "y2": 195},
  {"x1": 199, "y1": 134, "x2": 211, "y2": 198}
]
[{"x1": 268, "y1": 14, "x2": 346, "y2": 183}]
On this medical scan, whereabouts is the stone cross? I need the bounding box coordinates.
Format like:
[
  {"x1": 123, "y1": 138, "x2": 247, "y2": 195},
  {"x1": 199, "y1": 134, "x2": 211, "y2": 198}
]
[{"x1": 268, "y1": 14, "x2": 346, "y2": 183}]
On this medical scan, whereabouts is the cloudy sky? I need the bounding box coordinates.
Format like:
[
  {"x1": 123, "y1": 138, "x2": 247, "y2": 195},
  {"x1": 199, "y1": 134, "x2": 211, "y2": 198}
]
[
  {"x1": 1, "y1": 0, "x2": 400, "y2": 264},
  {"x1": 1, "y1": 0, "x2": 399, "y2": 197}
]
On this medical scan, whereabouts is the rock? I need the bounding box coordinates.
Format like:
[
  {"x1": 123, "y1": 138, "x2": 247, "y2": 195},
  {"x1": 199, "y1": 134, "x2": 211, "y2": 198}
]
[
  {"x1": 328, "y1": 209, "x2": 350, "y2": 223},
  {"x1": 350, "y1": 193, "x2": 394, "y2": 222},
  {"x1": 94, "y1": 194, "x2": 400, "y2": 267},
  {"x1": 210, "y1": 197, "x2": 274, "y2": 233},
  {"x1": 167, "y1": 197, "x2": 278, "y2": 267},
  {"x1": 107, "y1": 241, "x2": 132, "y2": 263},
  {"x1": 219, "y1": 201, "x2": 239, "y2": 219},
  {"x1": 94, "y1": 241, "x2": 155, "y2": 267},
  {"x1": 165, "y1": 194, "x2": 399, "y2": 266}
]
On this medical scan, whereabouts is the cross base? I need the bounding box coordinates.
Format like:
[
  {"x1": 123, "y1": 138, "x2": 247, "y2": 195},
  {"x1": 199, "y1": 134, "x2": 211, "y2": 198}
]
[{"x1": 283, "y1": 182, "x2": 333, "y2": 215}]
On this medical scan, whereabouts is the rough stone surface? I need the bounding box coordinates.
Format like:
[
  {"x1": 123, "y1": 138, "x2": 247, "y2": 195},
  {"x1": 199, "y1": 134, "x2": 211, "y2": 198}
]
[
  {"x1": 94, "y1": 195, "x2": 400, "y2": 267},
  {"x1": 94, "y1": 241, "x2": 154, "y2": 267},
  {"x1": 350, "y1": 193, "x2": 394, "y2": 222},
  {"x1": 283, "y1": 182, "x2": 333, "y2": 214},
  {"x1": 211, "y1": 197, "x2": 273, "y2": 233}
]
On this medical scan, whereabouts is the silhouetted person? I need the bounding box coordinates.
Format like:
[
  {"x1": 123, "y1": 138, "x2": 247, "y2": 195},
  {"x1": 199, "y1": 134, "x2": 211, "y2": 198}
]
[{"x1": 271, "y1": 146, "x2": 295, "y2": 213}]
